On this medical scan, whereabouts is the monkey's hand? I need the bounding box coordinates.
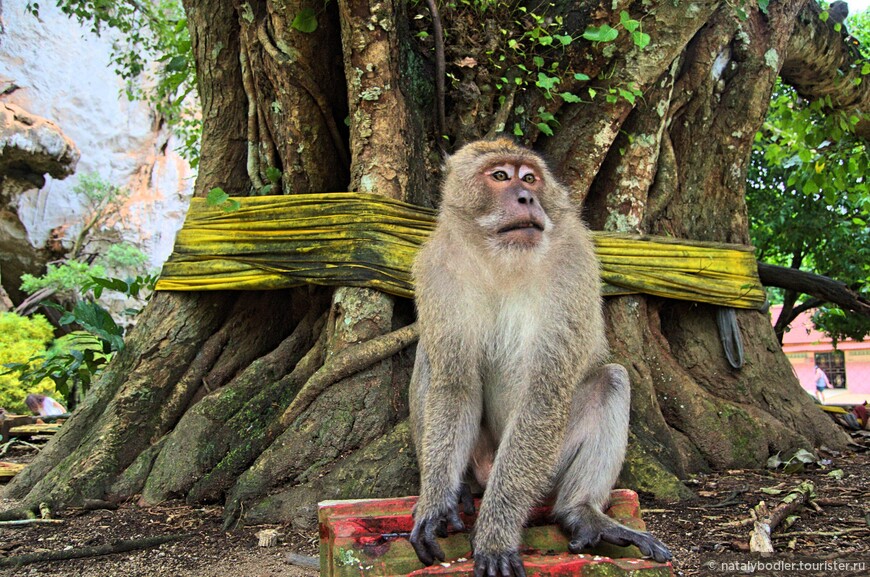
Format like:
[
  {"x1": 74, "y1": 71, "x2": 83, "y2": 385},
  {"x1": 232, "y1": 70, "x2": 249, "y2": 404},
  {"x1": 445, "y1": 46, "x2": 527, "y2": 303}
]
[
  {"x1": 472, "y1": 549, "x2": 526, "y2": 577},
  {"x1": 410, "y1": 499, "x2": 466, "y2": 566}
]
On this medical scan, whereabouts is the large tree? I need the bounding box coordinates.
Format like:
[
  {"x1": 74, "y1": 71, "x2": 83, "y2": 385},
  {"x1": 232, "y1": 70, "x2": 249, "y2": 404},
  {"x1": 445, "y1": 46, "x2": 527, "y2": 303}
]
[{"x1": 4, "y1": 0, "x2": 866, "y2": 531}]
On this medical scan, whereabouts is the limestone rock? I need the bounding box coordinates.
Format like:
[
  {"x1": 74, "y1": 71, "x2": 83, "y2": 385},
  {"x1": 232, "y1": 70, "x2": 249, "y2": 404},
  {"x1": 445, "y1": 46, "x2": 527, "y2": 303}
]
[{"x1": 0, "y1": 101, "x2": 79, "y2": 184}]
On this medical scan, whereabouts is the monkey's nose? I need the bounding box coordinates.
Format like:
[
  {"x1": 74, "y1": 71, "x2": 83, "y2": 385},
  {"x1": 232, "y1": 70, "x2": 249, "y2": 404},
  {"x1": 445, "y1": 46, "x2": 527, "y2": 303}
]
[{"x1": 517, "y1": 190, "x2": 535, "y2": 205}]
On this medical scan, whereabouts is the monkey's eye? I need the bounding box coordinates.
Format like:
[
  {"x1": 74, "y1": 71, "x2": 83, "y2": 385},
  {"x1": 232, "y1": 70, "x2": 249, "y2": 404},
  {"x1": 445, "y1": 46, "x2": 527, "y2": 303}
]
[
  {"x1": 522, "y1": 173, "x2": 537, "y2": 184},
  {"x1": 491, "y1": 170, "x2": 509, "y2": 181}
]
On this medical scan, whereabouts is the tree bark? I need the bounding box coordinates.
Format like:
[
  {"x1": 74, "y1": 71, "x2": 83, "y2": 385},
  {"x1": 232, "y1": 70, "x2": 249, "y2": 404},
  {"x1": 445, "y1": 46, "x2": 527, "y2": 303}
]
[{"x1": 3, "y1": 0, "x2": 859, "y2": 529}]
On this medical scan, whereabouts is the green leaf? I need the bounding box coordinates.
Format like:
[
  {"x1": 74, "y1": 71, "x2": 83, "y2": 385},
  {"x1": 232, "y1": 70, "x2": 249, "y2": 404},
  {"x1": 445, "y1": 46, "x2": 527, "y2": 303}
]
[
  {"x1": 559, "y1": 92, "x2": 582, "y2": 103},
  {"x1": 206, "y1": 187, "x2": 229, "y2": 206},
  {"x1": 620, "y1": 11, "x2": 639, "y2": 33},
  {"x1": 632, "y1": 31, "x2": 651, "y2": 50},
  {"x1": 536, "y1": 122, "x2": 554, "y2": 136},
  {"x1": 554, "y1": 34, "x2": 572, "y2": 46},
  {"x1": 801, "y1": 178, "x2": 820, "y2": 195},
  {"x1": 512, "y1": 123, "x2": 523, "y2": 137},
  {"x1": 165, "y1": 55, "x2": 187, "y2": 72},
  {"x1": 533, "y1": 56, "x2": 545, "y2": 68},
  {"x1": 758, "y1": 0, "x2": 770, "y2": 14},
  {"x1": 535, "y1": 72, "x2": 560, "y2": 93},
  {"x1": 582, "y1": 24, "x2": 618, "y2": 43},
  {"x1": 291, "y1": 8, "x2": 318, "y2": 33},
  {"x1": 538, "y1": 35, "x2": 553, "y2": 46},
  {"x1": 574, "y1": 72, "x2": 591, "y2": 81},
  {"x1": 792, "y1": 448, "x2": 817, "y2": 464},
  {"x1": 820, "y1": 10, "x2": 829, "y2": 23},
  {"x1": 265, "y1": 166, "x2": 282, "y2": 183},
  {"x1": 618, "y1": 88, "x2": 637, "y2": 105},
  {"x1": 767, "y1": 452, "x2": 783, "y2": 469}
]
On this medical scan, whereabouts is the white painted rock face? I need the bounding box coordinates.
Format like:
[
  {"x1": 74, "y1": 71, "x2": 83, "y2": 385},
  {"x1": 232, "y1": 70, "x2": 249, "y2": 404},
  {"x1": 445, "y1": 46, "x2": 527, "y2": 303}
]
[{"x1": 0, "y1": 2, "x2": 194, "y2": 272}]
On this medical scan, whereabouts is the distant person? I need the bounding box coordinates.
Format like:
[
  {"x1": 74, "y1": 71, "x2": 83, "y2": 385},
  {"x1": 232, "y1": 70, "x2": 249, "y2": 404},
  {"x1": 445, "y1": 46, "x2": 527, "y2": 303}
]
[
  {"x1": 852, "y1": 401, "x2": 868, "y2": 429},
  {"x1": 813, "y1": 364, "x2": 831, "y2": 403},
  {"x1": 24, "y1": 394, "x2": 66, "y2": 417}
]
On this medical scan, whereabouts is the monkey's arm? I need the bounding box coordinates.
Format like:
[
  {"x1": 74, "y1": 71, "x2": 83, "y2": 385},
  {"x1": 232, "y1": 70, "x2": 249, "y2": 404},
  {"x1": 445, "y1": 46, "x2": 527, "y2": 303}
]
[
  {"x1": 472, "y1": 355, "x2": 578, "y2": 577},
  {"x1": 409, "y1": 340, "x2": 483, "y2": 566}
]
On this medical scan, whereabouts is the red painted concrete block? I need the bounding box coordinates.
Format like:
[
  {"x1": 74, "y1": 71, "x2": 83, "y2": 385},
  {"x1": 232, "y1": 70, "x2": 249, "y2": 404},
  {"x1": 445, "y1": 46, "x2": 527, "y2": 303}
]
[{"x1": 319, "y1": 490, "x2": 673, "y2": 577}]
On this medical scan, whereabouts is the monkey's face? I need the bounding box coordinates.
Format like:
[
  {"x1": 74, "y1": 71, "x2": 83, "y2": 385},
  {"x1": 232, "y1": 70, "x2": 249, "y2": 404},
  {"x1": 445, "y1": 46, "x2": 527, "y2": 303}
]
[
  {"x1": 440, "y1": 139, "x2": 570, "y2": 255},
  {"x1": 474, "y1": 161, "x2": 548, "y2": 250}
]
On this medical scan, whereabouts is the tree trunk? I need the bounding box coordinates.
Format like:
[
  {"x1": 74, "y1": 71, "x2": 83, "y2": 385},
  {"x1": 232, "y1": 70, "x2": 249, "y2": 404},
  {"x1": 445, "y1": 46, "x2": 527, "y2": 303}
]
[{"x1": 4, "y1": 0, "x2": 856, "y2": 529}]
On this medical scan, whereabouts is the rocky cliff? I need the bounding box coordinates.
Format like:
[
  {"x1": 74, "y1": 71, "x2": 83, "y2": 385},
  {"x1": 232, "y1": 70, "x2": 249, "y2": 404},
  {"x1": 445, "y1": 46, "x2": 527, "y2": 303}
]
[{"x1": 0, "y1": 1, "x2": 194, "y2": 305}]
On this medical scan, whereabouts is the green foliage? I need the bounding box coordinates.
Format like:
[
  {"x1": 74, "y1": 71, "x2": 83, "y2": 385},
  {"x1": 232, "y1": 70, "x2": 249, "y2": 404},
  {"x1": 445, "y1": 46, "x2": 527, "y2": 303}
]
[
  {"x1": 5, "y1": 274, "x2": 151, "y2": 403},
  {"x1": 6, "y1": 330, "x2": 112, "y2": 406},
  {"x1": 26, "y1": 1, "x2": 200, "y2": 164},
  {"x1": 68, "y1": 173, "x2": 130, "y2": 259},
  {"x1": 0, "y1": 313, "x2": 57, "y2": 412},
  {"x1": 207, "y1": 187, "x2": 241, "y2": 212},
  {"x1": 98, "y1": 243, "x2": 149, "y2": 270},
  {"x1": 84, "y1": 274, "x2": 158, "y2": 302},
  {"x1": 747, "y1": 10, "x2": 870, "y2": 342},
  {"x1": 20, "y1": 172, "x2": 151, "y2": 301},
  {"x1": 430, "y1": 2, "x2": 651, "y2": 136},
  {"x1": 291, "y1": 7, "x2": 318, "y2": 33},
  {"x1": 20, "y1": 261, "x2": 106, "y2": 296},
  {"x1": 582, "y1": 12, "x2": 649, "y2": 50}
]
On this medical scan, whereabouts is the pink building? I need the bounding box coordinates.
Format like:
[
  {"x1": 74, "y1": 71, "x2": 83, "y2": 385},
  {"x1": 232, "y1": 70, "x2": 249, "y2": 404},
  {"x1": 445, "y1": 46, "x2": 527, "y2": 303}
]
[{"x1": 771, "y1": 305, "x2": 870, "y2": 401}]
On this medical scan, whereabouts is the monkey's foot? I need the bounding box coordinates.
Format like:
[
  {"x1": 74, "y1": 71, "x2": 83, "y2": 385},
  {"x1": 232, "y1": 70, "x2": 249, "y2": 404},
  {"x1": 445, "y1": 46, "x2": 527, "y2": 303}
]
[
  {"x1": 568, "y1": 523, "x2": 672, "y2": 564},
  {"x1": 473, "y1": 549, "x2": 526, "y2": 577},
  {"x1": 410, "y1": 508, "x2": 466, "y2": 566},
  {"x1": 459, "y1": 482, "x2": 476, "y2": 515}
]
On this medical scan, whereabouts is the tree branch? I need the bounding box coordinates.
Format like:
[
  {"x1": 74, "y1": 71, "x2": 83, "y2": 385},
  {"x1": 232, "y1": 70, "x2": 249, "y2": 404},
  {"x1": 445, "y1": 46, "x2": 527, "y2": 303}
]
[
  {"x1": 757, "y1": 262, "x2": 870, "y2": 317},
  {"x1": 781, "y1": 2, "x2": 870, "y2": 111}
]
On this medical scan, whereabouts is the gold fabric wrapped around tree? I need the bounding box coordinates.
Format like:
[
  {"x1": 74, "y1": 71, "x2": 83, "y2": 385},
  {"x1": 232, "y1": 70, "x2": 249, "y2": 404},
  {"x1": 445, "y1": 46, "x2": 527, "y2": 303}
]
[{"x1": 155, "y1": 193, "x2": 765, "y2": 309}]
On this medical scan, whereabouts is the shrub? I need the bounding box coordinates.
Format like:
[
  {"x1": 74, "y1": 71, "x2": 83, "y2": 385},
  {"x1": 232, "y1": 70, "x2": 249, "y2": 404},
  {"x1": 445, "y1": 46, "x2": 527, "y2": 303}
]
[{"x1": 0, "y1": 312, "x2": 58, "y2": 413}]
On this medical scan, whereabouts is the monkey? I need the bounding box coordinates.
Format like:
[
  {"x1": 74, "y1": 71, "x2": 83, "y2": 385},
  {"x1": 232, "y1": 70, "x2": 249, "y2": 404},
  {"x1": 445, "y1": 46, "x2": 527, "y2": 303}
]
[{"x1": 409, "y1": 138, "x2": 671, "y2": 577}]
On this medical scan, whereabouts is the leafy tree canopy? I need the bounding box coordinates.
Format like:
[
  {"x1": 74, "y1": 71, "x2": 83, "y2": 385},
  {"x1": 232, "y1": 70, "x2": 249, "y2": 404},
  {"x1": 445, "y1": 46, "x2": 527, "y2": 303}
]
[{"x1": 747, "y1": 7, "x2": 870, "y2": 343}]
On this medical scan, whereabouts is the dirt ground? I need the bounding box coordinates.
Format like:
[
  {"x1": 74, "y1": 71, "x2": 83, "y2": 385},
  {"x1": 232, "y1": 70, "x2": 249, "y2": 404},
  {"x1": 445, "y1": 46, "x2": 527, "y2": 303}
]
[{"x1": 1, "y1": 429, "x2": 867, "y2": 577}]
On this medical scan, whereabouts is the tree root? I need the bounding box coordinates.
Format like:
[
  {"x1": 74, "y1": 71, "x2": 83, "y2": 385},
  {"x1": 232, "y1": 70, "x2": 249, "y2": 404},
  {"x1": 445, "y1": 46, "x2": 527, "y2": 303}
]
[
  {"x1": 0, "y1": 533, "x2": 193, "y2": 568},
  {"x1": 280, "y1": 322, "x2": 418, "y2": 427}
]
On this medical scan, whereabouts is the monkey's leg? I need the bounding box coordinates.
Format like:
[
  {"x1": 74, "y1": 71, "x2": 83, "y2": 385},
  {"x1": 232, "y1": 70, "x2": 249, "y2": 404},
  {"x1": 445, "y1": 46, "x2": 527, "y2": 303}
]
[{"x1": 553, "y1": 364, "x2": 672, "y2": 563}]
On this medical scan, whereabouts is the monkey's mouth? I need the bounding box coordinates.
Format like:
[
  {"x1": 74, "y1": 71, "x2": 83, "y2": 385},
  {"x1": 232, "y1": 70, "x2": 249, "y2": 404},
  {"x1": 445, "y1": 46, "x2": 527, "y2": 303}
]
[{"x1": 498, "y1": 220, "x2": 544, "y2": 234}]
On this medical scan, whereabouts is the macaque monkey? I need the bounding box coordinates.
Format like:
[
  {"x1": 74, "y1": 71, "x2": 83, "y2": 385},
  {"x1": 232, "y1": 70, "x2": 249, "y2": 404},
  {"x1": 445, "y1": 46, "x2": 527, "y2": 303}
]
[{"x1": 409, "y1": 138, "x2": 671, "y2": 577}]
